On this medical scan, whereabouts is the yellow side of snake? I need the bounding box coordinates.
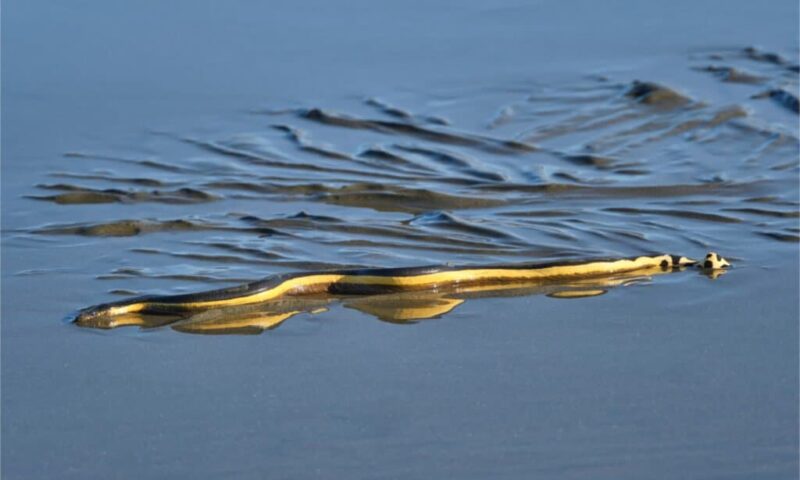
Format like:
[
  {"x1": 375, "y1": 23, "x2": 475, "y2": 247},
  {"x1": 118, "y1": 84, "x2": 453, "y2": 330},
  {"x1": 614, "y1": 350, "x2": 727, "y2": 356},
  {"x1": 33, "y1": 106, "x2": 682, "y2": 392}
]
[{"x1": 73, "y1": 252, "x2": 730, "y2": 326}]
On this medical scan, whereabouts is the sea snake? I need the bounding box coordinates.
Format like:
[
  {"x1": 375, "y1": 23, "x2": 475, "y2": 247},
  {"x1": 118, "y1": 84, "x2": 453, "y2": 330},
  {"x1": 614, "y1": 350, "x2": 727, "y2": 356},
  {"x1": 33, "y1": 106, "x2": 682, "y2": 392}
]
[{"x1": 73, "y1": 252, "x2": 730, "y2": 326}]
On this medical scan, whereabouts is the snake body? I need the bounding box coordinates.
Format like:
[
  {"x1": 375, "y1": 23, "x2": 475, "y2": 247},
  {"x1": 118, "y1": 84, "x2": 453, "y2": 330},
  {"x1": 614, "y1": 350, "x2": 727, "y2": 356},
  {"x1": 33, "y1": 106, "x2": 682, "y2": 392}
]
[{"x1": 73, "y1": 252, "x2": 729, "y2": 325}]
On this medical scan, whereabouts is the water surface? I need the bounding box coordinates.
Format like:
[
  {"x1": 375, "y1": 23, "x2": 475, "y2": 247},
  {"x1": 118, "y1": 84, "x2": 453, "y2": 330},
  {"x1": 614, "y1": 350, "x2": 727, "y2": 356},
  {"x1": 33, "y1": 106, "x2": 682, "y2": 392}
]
[{"x1": 2, "y1": 1, "x2": 798, "y2": 478}]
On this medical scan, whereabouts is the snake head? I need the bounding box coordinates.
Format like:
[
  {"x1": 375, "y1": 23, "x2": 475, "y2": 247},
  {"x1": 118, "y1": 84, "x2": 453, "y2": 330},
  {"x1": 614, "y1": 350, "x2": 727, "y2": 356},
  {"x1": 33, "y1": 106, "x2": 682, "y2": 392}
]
[
  {"x1": 71, "y1": 304, "x2": 115, "y2": 327},
  {"x1": 701, "y1": 252, "x2": 730, "y2": 270},
  {"x1": 72, "y1": 300, "x2": 147, "y2": 328}
]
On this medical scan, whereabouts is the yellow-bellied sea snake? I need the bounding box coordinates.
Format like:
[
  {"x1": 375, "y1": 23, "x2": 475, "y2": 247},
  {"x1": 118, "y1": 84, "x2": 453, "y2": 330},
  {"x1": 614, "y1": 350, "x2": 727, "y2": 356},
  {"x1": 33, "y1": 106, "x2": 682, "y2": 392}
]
[{"x1": 73, "y1": 252, "x2": 730, "y2": 326}]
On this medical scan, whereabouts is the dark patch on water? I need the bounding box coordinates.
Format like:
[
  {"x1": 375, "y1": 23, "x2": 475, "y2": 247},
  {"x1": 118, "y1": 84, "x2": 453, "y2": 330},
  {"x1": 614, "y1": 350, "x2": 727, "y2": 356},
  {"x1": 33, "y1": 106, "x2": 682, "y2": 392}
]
[
  {"x1": 29, "y1": 184, "x2": 219, "y2": 205},
  {"x1": 693, "y1": 65, "x2": 767, "y2": 84},
  {"x1": 624, "y1": 81, "x2": 692, "y2": 108},
  {"x1": 301, "y1": 108, "x2": 538, "y2": 153},
  {"x1": 752, "y1": 88, "x2": 800, "y2": 114}
]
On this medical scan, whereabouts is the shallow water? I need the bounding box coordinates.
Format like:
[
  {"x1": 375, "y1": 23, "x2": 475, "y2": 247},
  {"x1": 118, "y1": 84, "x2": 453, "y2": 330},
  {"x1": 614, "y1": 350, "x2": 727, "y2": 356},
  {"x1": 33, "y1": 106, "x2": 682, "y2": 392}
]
[{"x1": 2, "y1": 1, "x2": 799, "y2": 478}]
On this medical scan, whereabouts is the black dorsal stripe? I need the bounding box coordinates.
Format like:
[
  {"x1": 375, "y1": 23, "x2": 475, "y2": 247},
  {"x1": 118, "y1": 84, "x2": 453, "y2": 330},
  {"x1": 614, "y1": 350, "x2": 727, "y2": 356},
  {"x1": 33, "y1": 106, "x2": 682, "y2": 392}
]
[{"x1": 75, "y1": 254, "x2": 685, "y2": 319}]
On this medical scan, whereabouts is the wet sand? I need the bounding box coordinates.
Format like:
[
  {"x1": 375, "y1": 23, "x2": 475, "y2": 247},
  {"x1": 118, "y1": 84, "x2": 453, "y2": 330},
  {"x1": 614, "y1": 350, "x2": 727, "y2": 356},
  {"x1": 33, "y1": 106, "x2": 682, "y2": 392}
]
[{"x1": 2, "y1": 0, "x2": 799, "y2": 478}]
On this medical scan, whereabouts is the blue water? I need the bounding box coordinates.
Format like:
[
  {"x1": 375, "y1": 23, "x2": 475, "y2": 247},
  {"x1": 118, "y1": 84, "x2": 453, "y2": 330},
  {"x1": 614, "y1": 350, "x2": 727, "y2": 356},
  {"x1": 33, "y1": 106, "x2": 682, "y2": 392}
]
[{"x1": 3, "y1": 1, "x2": 798, "y2": 478}]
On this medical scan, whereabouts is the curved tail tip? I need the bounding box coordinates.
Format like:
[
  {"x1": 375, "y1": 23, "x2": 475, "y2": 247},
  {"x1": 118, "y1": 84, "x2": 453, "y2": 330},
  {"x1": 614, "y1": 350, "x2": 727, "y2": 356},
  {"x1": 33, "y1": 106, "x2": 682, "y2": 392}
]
[{"x1": 701, "y1": 252, "x2": 731, "y2": 270}]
